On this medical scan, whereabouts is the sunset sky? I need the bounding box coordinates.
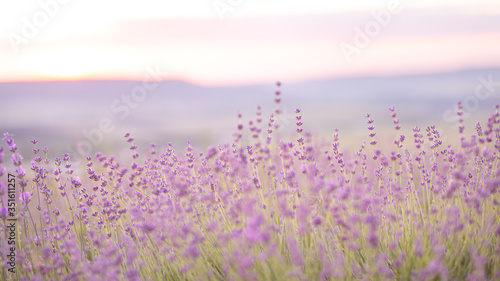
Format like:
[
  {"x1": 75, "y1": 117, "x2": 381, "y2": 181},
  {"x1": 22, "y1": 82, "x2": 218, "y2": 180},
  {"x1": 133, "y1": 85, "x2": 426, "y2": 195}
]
[{"x1": 1, "y1": 0, "x2": 500, "y2": 86}]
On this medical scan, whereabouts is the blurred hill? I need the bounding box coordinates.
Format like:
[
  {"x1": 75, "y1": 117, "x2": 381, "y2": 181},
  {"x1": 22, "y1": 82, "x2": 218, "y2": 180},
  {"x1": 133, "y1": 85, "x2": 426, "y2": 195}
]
[{"x1": 1, "y1": 67, "x2": 499, "y2": 162}]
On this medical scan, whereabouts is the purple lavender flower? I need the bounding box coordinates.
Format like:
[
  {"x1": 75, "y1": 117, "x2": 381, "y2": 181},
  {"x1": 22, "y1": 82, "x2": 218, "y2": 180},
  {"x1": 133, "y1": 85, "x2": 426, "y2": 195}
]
[
  {"x1": 0, "y1": 207, "x2": 7, "y2": 219},
  {"x1": 11, "y1": 153, "x2": 23, "y2": 166},
  {"x1": 287, "y1": 236, "x2": 304, "y2": 267},
  {"x1": 0, "y1": 182, "x2": 5, "y2": 195},
  {"x1": 20, "y1": 191, "x2": 31, "y2": 202},
  {"x1": 71, "y1": 176, "x2": 82, "y2": 188},
  {"x1": 2, "y1": 132, "x2": 17, "y2": 152}
]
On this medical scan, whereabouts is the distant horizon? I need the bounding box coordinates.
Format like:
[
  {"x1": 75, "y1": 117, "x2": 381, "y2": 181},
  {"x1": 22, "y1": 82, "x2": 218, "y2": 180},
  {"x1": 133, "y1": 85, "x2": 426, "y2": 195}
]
[{"x1": 2, "y1": 65, "x2": 500, "y2": 87}]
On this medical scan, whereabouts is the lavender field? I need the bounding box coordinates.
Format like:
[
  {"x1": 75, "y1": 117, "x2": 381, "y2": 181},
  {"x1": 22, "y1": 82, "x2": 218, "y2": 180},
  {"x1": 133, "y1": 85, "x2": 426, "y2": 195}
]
[{"x1": 1, "y1": 83, "x2": 499, "y2": 281}]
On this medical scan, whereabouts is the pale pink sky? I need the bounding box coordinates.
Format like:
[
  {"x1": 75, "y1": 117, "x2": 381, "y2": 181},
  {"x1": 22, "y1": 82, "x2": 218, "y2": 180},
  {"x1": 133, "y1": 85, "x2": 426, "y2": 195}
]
[{"x1": 1, "y1": 0, "x2": 500, "y2": 86}]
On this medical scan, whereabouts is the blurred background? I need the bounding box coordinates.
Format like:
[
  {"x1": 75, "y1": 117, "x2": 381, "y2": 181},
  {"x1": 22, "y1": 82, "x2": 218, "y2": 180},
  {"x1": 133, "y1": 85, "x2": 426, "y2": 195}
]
[{"x1": 1, "y1": 0, "x2": 500, "y2": 164}]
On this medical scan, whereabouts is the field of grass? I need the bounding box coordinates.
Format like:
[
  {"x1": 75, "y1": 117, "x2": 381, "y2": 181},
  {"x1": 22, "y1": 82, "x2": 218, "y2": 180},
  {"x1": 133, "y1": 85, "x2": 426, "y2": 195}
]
[{"x1": 1, "y1": 84, "x2": 500, "y2": 280}]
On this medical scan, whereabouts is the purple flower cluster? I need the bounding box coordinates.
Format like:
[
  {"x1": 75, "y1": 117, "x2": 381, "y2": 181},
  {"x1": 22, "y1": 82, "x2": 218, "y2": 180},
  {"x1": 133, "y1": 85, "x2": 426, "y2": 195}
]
[{"x1": 1, "y1": 95, "x2": 500, "y2": 280}]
